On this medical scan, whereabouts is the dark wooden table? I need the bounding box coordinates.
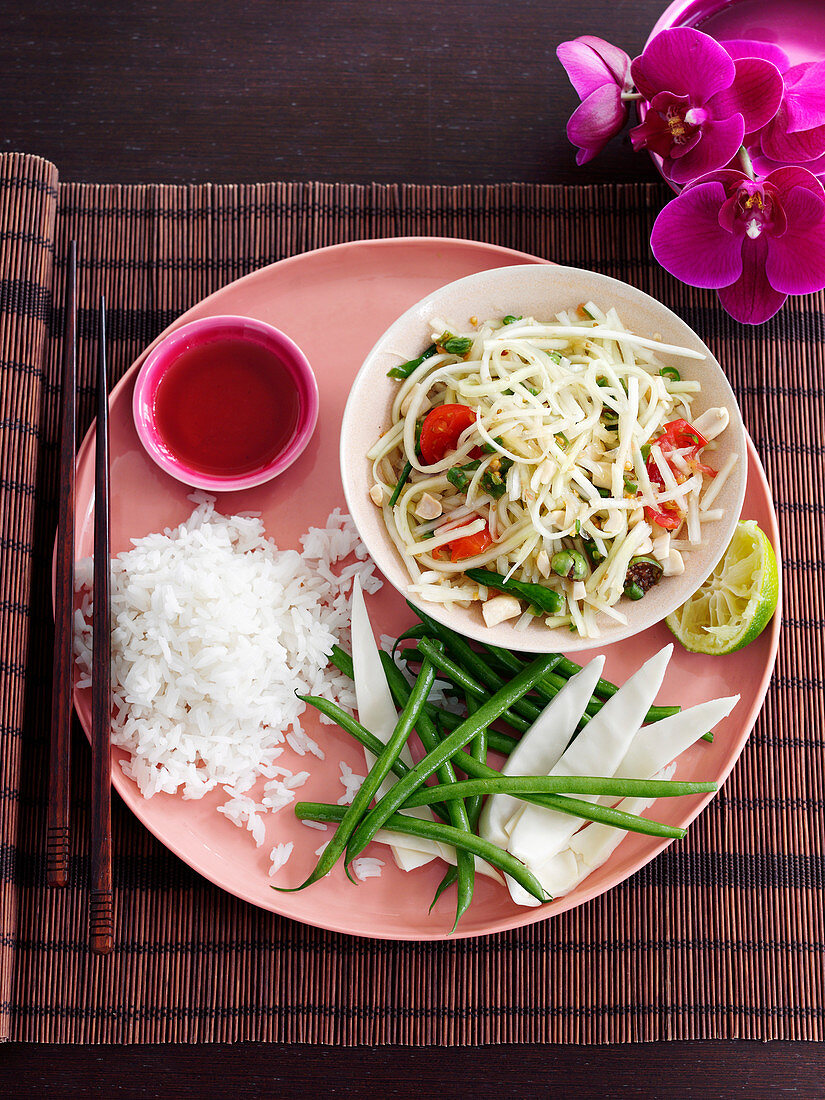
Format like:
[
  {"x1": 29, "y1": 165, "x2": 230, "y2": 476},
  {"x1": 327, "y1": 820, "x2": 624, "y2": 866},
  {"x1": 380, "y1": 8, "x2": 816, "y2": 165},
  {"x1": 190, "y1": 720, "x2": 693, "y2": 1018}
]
[{"x1": 1, "y1": 2, "x2": 822, "y2": 1095}]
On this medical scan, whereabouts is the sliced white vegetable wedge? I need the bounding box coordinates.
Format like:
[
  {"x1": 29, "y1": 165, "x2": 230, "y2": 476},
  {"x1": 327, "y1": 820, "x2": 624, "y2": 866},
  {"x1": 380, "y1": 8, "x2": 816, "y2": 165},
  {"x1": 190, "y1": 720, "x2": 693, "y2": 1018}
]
[
  {"x1": 506, "y1": 792, "x2": 659, "y2": 908},
  {"x1": 539, "y1": 764, "x2": 677, "y2": 903},
  {"x1": 478, "y1": 656, "x2": 606, "y2": 849},
  {"x1": 350, "y1": 577, "x2": 442, "y2": 871},
  {"x1": 505, "y1": 644, "x2": 673, "y2": 886},
  {"x1": 612, "y1": 695, "x2": 739, "y2": 781}
]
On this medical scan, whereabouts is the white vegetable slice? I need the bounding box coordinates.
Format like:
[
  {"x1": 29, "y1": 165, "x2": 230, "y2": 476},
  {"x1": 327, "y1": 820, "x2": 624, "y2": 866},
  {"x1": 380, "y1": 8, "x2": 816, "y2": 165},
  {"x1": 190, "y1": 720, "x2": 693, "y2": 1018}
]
[
  {"x1": 508, "y1": 693, "x2": 739, "y2": 906},
  {"x1": 478, "y1": 656, "x2": 606, "y2": 849},
  {"x1": 506, "y1": 792, "x2": 658, "y2": 908},
  {"x1": 613, "y1": 694, "x2": 739, "y2": 782},
  {"x1": 350, "y1": 577, "x2": 442, "y2": 872},
  {"x1": 505, "y1": 644, "x2": 673, "y2": 892},
  {"x1": 522, "y1": 761, "x2": 680, "y2": 905}
]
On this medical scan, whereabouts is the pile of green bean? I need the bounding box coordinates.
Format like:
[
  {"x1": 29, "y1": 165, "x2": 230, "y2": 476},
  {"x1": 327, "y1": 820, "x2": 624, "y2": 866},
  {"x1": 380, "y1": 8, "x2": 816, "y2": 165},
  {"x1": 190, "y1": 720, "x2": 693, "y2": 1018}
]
[{"x1": 277, "y1": 609, "x2": 716, "y2": 931}]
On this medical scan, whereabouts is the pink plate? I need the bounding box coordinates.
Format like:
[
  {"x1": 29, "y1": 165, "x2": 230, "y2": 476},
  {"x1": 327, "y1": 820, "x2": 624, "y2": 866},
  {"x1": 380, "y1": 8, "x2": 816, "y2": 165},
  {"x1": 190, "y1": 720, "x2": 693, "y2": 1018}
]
[{"x1": 71, "y1": 237, "x2": 781, "y2": 940}]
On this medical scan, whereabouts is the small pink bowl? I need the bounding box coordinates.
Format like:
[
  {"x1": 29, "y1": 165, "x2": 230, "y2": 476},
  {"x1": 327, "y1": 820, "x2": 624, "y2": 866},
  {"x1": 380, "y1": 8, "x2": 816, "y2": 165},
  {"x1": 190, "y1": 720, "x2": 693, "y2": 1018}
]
[{"x1": 132, "y1": 315, "x2": 319, "y2": 491}]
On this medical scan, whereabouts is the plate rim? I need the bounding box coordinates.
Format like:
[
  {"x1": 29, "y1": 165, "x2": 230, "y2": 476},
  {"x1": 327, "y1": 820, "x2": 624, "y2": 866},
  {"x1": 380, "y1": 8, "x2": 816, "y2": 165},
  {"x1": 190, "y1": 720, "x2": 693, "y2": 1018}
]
[{"x1": 67, "y1": 236, "x2": 782, "y2": 940}]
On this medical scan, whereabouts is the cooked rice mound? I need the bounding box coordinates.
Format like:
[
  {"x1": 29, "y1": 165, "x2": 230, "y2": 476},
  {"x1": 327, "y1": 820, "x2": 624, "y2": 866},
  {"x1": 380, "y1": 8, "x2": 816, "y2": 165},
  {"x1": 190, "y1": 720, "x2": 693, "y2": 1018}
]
[{"x1": 73, "y1": 496, "x2": 380, "y2": 814}]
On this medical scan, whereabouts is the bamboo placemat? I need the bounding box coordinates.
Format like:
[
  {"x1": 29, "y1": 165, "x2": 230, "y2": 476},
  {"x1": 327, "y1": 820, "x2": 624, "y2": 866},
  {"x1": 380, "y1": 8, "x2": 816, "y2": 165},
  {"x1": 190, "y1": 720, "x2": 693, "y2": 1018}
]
[{"x1": 1, "y1": 153, "x2": 822, "y2": 1044}]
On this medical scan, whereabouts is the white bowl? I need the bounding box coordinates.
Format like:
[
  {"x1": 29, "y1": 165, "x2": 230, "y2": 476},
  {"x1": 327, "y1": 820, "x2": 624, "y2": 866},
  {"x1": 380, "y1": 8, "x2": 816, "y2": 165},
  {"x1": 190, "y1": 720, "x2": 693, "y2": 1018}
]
[{"x1": 340, "y1": 264, "x2": 747, "y2": 652}]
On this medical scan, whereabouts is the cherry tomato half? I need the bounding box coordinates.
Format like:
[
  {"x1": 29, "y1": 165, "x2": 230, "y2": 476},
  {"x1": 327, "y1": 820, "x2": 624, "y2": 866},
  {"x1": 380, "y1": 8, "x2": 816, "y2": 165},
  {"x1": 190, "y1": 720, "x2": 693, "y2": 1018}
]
[
  {"x1": 446, "y1": 523, "x2": 493, "y2": 562},
  {"x1": 419, "y1": 403, "x2": 477, "y2": 464},
  {"x1": 644, "y1": 503, "x2": 682, "y2": 531},
  {"x1": 646, "y1": 418, "x2": 711, "y2": 488},
  {"x1": 658, "y1": 419, "x2": 708, "y2": 454}
]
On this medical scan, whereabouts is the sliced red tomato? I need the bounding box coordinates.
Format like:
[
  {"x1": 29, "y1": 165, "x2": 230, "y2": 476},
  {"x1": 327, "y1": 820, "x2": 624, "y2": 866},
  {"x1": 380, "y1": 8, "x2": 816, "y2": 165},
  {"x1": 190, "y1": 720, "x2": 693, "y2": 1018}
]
[
  {"x1": 686, "y1": 457, "x2": 717, "y2": 478},
  {"x1": 419, "y1": 403, "x2": 476, "y2": 464},
  {"x1": 646, "y1": 418, "x2": 712, "y2": 488},
  {"x1": 645, "y1": 503, "x2": 682, "y2": 530},
  {"x1": 658, "y1": 419, "x2": 708, "y2": 453},
  {"x1": 446, "y1": 523, "x2": 493, "y2": 562}
]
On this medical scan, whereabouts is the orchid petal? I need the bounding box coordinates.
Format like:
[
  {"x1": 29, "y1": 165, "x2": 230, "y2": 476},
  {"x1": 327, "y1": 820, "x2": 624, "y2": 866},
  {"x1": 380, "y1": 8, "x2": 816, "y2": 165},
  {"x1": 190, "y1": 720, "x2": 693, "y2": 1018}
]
[
  {"x1": 761, "y1": 105, "x2": 825, "y2": 162},
  {"x1": 716, "y1": 236, "x2": 786, "y2": 324},
  {"x1": 764, "y1": 185, "x2": 825, "y2": 294},
  {"x1": 577, "y1": 35, "x2": 633, "y2": 87},
  {"x1": 566, "y1": 84, "x2": 628, "y2": 164},
  {"x1": 719, "y1": 39, "x2": 789, "y2": 71},
  {"x1": 705, "y1": 58, "x2": 784, "y2": 131},
  {"x1": 666, "y1": 128, "x2": 702, "y2": 161},
  {"x1": 765, "y1": 165, "x2": 825, "y2": 198},
  {"x1": 782, "y1": 61, "x2": 825, "y2": 132},
  {"x1": 557, "y1": 37, "x2": 631, "y2": 100},
  {"x1": 666, "y1": 115, "x2": 745, "y2": 184},
  {"x1": 629, "y1": 108, "x2": 675, "y2": 157},
  {"x1": 752, "y1": 147, "x2": 825, "y2": 179},
  {"x1": 650, "y1": 183, "x2": 744, "y2": 289},
  {"x1": 631, "y1": 28, "x2": 735, "y2": 103}
]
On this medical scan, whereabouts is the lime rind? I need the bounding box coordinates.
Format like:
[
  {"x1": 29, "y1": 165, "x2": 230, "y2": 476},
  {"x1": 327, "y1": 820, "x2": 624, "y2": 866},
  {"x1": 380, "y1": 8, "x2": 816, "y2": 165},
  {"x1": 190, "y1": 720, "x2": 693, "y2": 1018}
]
[{"x1": 666, "y1": 520, "x2": 778, "y2": 655}]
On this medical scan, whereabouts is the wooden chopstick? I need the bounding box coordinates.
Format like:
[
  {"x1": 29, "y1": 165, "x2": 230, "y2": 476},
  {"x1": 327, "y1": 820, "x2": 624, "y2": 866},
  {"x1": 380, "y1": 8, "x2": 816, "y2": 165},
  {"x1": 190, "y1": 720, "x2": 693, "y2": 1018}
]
[
  {"x1": 47, "y1": 240, "x2": 77, "y2": 888},
  {"x1": 90, "y1": 295, "x2": 113, "y2": 955}
]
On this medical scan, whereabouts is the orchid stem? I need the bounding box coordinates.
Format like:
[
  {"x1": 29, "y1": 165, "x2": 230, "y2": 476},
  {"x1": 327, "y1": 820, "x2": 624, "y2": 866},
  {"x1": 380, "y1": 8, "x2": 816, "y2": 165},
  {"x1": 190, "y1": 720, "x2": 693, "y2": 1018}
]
[
  {"x1": 621, "y1": 91, "x2": 644, "y2": 101},
  {"x1": 737, "y1": 145, "x2": 756, "y2": 181}
]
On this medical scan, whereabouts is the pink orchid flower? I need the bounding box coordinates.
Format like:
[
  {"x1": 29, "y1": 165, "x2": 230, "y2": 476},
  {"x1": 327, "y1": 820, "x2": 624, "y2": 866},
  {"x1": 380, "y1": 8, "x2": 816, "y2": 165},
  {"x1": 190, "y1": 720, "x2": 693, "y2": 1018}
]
[
  {"x1": 650, "y1": 166, "x2": 825, "y2": 324},
  {"x1": 557, "y1": 36, "x2": 634, "y2": 165},
  {"x1": 629, "y1": 28, "x2": 783, "y2": 186}
]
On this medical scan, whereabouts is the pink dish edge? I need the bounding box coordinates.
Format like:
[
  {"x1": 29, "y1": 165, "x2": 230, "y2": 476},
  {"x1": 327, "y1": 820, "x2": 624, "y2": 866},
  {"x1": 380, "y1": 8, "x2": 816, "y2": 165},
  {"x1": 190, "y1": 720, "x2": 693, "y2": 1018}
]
[{"x1": 59, "y1": 237, "x2": 783, "y2": 940}]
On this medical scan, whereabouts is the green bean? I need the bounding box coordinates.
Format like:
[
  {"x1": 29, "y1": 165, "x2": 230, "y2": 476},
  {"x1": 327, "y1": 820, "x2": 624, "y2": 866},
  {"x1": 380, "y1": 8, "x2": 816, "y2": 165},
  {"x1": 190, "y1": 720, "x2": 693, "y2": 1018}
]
[
  {"x1": 299, "y1": 692, "x2": 452, "y2": 825},
  {"x1": 411, "y1": 606, "x2": 547, "y2": 724},
  {"x1": 386, "y1": 343, "x2": 437, "y2": 380},
  {"x1": 430, "y1": 866, "x2": 459, "y2": 912},
  {"x1": 403, "y1": 775, "x2": 716, "y2": 804},
  {"x1": 334, "y1": 640, "x2": 519, "y2": 752},
  {"x1": 298, "y1": 693, "x2": 405, "y2": 777},
  {"x1": 400, "y1": 778, "x2": 694, "y2": 840},
  {"x1": 391, "y1": 625, "x2": 427, "y2": 658},
  {"x1": 481, "y1": 642, "x2": 678, "y2": 724},
  {"x1": 428, "y1": 691, "x2": 487, "y2": 917},
  {"x1": 463, "y1": 568, "x2": 563, "y2": 615},
  {"x1": 463, "y1": 691, "x2": 485, "y2": 826},
  {"x1": 378, "y1": 652, "x2": 475, "y2": 929},
  {"x1": 275, "y1": 659, "x2": 436, "y2": 892},
  {"x1": 329, "y1": 643, "x2": 354, "y2": 679},
  {"x1": 388, "y1": 460, "x2": 413, "y2": 508},
  {"x1": 294, "y1": 802, "x2": 549, "y2": 904},
  {"x1": 442, "y1": 710, "x2": 517, "y2": 750},
  {"x1": 381, "y1": 655, "x2": 518, "y2": 765},
  {"x1": 441, "y1": 334, "x2": 473, "y2": 356},
  {"x1": 372, "y1": 666, "x2": 695, "y2": 837},
  {"x1": 346, "y1": 655, "x2": 557, "y2": 862},
  {"x1": 415, "y1": 636, "x2": 534, "y2": 733}
]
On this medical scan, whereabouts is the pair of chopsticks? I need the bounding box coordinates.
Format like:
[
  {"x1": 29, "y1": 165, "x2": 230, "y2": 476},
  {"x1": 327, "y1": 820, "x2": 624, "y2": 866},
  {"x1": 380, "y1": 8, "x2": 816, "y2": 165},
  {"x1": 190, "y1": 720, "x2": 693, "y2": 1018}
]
[{"x1": 47, "y1": 241, "x2": 114, "y2": 955}]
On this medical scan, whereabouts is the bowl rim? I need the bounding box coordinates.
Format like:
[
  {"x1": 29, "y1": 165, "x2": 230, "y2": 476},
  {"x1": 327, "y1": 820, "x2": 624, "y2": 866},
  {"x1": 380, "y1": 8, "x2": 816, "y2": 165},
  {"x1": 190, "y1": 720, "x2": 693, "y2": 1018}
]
[
  {"x1": 340, "y1": 262, "x2": 748, "y2": 652},
  {"x1": 132, "y1": 314, "x2": 319, "y2": 492}
]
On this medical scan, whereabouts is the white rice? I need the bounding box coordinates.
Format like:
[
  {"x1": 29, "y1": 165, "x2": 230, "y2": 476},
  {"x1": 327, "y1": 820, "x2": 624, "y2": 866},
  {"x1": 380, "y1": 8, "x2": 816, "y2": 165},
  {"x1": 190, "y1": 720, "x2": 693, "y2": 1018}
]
[
  {"x1": 337, "y1": 760, "x2": 365, "y2": 806},
  {"x1": 74, "y1": 496, "x2": 380, "y2": 853},
  {"x1": 352, "y1": 857, "x2": 384, "y2": 881},
  {"x1": 268, "y1": 842, "x2": 294, "y2": 876}
]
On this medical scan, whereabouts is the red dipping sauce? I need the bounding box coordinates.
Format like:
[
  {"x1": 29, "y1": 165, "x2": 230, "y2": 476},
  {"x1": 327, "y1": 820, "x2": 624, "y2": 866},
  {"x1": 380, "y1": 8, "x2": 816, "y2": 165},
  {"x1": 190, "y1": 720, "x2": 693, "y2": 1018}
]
[{"x1": 153, "y1": 337, "x2": 300, "y2": 477}]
